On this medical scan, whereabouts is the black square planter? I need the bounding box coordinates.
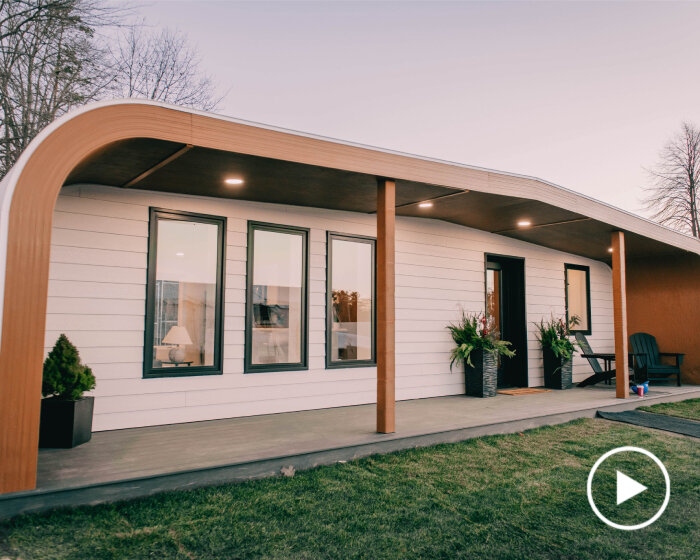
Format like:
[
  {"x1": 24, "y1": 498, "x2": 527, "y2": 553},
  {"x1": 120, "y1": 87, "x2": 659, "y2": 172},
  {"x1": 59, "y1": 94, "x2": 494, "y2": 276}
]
[
  {"x1": 39, "y1": 396, "x2": 94, "y2": 448},
  {"x1": 465, "y1": 349, "x2": 497, "y2": 397},
  {"x1": 543, "y1": 349, "x2": 572, "y2": 390}
]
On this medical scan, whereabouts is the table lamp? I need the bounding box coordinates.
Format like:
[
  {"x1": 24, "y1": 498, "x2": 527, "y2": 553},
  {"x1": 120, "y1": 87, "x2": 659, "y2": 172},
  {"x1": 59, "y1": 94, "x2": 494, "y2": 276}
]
[{"x1": 162, "y1": 325, "x2": 192, "y2": 364}]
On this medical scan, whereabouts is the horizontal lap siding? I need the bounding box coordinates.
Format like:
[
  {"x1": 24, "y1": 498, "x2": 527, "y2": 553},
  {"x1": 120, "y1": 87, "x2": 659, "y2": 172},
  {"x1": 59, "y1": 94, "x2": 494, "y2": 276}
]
[
  {"x1": 391, "y1": 220, "x2": 614, "y2": 389},
  {"x1": 47, "y1": 185, "x2": 613, "y2": 431}
]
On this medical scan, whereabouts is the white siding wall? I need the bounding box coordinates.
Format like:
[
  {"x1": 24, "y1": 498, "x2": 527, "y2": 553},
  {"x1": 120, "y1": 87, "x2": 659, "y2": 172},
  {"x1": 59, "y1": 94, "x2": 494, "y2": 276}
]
[{"x1": 47, "y1": 185, "x2": 614, "y2": 431}]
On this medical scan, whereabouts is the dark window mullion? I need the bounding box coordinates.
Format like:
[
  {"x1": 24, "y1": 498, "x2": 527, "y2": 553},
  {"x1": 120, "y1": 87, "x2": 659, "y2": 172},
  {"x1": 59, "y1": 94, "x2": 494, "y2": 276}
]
[
  {"x1": 564, "y1": 263, "x2": 592, "y2": 335},
  {"x1": 326, "y1": 232, "x2": 377, "y2": 369},
  {"x1": 143, "y1": 208, "x2": 226, "y2": 378},
  {"x1": 245, "y1": 221, "x2": 309, "y2": 374}
]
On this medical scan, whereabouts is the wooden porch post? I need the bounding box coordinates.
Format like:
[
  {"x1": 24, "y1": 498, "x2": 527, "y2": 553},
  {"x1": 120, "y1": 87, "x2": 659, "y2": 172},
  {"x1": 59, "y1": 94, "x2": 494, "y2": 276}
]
[
  {"x1": 611, "y1": 231, "x2": 629, "y2": 398},
  {"x1": 377, "y1": 178, "x2": 396, "y2": 433}
]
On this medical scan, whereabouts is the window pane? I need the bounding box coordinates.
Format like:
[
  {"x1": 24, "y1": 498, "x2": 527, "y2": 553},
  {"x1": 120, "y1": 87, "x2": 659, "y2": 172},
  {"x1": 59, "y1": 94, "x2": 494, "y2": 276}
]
[
  {"x1": 330, "y1": 238, "x2": 373, "y2": 362},
  {"x1": 251, "y1": 229, "x2": 304, "y2": 365},
  {"x1": 486, "y1": 268, "x2": 501, "y2": 337},
  {"x1": 152, "y1": 219, "x2": 220, "y2": 369},
  {"x1": 567, "y1": 268, "x2": 589, "y2": 331}
]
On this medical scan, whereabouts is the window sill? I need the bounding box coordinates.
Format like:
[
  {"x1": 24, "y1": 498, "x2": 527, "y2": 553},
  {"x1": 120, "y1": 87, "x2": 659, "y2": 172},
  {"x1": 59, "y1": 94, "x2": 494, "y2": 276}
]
[{"x1": 144, "y1": 368, "x2": 223, "y2": 379}]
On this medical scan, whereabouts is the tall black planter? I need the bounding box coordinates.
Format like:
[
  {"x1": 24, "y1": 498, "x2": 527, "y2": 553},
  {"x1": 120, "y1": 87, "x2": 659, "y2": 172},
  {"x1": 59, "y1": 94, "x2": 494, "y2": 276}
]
[
  {"x1": 39, "y1": 396, "x2": 94, "y2": 448},
  {"x1": 543, "y1": 349, "x2": 572, "y2": 390},
  {"x1": 465, "y1": 349, "x2": 497, "y2": 397}
]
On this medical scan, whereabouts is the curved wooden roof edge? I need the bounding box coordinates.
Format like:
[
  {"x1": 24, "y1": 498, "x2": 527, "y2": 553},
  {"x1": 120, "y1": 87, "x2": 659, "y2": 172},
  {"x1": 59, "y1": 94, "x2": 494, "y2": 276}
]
[
  {"x1": 0, "y1": 99, "x2": 698, "y2": 493},
  {"x1": 2, "y1": 99, "x2": 699, "y2": 256},
  {"x1": 1, "y1": 99, "x2": 697, "y2": 338}
]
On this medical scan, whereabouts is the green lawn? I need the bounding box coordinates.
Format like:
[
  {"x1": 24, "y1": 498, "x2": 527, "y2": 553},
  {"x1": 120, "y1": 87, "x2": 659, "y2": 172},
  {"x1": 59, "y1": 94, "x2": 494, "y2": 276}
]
[
  {"x1": 639, "y1": 397, "x2": 700, "y2": 421},
  {"x1": 1, "y1": 418, "x2": 698, "y2": 560}
]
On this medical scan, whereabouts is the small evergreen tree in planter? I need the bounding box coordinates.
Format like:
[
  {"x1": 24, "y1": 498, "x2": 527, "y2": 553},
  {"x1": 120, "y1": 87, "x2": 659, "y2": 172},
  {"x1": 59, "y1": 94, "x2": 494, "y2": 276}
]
[
  {"x1": 535, "y1": 315, "x2": 579, "y2": 390},
  {"x1": 448, "y1": 311, "x2": 515, "y2": 397},
  {"x1": 40, "y1": 334, "x2": 96, "y2": 448}
]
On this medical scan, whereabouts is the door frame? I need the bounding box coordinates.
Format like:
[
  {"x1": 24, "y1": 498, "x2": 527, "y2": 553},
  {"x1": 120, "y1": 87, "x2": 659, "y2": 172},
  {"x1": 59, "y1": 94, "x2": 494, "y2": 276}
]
[{"x1": 484, "y1": 253, "x2": 528, "y2": 387}]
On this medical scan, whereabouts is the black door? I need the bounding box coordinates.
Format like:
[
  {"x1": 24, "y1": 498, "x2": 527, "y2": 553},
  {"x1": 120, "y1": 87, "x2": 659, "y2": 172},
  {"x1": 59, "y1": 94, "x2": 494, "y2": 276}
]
[{"x1": 486, "y1": 255, "x2": 527, "y2": 387}]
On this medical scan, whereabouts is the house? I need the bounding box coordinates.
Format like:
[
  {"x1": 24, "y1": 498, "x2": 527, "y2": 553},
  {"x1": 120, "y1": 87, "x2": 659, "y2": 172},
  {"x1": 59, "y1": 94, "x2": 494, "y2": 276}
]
[{"x1": 0, "y1": 100, "x2": 698, "y2": 496}]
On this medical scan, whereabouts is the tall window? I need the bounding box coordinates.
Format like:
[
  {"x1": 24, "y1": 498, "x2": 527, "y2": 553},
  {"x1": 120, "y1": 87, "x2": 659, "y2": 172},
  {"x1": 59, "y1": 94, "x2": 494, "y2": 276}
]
[
  {"x1": 246, "y1": 222, "x2": 309, "y2": 372},
  {"x1": 144, "y1": 209, "x2": 225, "y2": 378},
  {"x1": 565, "y1": 264, "x2": 591, "y2": 334},
  {"x1": 327, "y1": 233, "x2": 376, "y2": 368}
]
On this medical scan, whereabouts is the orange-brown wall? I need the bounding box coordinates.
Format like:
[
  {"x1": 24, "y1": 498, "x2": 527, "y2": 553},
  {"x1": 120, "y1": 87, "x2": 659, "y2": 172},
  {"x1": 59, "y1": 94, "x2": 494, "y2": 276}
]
[{"x1": 626, "y1": 253, "x2": 700, "y2": 385}]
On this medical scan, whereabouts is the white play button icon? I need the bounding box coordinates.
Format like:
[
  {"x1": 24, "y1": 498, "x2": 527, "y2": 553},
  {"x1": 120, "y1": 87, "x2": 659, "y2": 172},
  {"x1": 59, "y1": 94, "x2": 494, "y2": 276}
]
[
  {"x1": 616, "y1": 471, "x2": 647, "y2": 505},
  {"x1": 587, "y1": 446, "x2": 671, "y2": 530}
]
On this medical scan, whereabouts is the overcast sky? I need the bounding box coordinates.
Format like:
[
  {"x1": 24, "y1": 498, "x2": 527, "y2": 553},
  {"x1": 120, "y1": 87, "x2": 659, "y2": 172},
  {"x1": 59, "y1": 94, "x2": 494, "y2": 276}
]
[{"x1": 130, "y1": 1, "x2": 700, "y2": 217}]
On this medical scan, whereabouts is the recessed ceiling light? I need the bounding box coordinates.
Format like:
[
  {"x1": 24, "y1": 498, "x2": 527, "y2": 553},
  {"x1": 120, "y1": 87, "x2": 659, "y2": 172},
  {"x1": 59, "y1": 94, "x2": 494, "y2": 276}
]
[
  {"x1": 176, "y1": 252, "x2": 185, "y2": 257},
  {"x1": 517, "y1": 220, "x2": 532, "y2": 227},
  {"x1": 418, "y1": 202, "x2": 433, "y2": 208},
  {"x1": 225, "y1": 178, "x2": 244, "y2": 185}
]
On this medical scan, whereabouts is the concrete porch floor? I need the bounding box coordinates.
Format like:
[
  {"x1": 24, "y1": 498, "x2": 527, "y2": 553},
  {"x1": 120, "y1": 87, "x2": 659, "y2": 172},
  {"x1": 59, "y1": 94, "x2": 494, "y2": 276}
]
[{"x1": 2, "y1": 384, "x2": 699, "y2": 519}]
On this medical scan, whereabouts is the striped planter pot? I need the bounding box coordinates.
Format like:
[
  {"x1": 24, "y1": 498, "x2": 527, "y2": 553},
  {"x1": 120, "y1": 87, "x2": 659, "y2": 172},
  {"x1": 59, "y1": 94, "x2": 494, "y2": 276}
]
[
  {"x1": 465, "y1": 349, "x2": 498, "y2": 398},
  {"x1": 543, "y1": 348, "x2": 573, "y2": 390}
]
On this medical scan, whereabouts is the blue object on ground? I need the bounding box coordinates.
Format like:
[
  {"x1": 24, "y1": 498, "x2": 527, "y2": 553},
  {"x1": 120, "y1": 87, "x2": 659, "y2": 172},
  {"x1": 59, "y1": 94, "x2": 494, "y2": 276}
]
[{"x1": 630, "y1": 381, "x2": 649, "y2": 395}]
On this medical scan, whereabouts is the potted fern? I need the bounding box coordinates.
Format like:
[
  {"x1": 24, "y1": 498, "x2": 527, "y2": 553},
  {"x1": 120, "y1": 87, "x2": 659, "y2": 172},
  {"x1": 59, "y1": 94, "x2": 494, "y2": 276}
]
[
  {"x1": 448, "y1": 310, "x2": 515, "y2": 397},
  {"x1": 39, "y1": 334, "x2": 96, "y2": 448},
  {"x1": 535, "y1": 315, "x2": 579, "y2": 390}
]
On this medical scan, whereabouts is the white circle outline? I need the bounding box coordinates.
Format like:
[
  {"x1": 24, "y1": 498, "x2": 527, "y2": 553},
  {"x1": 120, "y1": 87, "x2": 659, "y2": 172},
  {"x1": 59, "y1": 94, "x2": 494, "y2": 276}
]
[{"x1": 587, "y1": 446, "x2": 670, "y2": 530}]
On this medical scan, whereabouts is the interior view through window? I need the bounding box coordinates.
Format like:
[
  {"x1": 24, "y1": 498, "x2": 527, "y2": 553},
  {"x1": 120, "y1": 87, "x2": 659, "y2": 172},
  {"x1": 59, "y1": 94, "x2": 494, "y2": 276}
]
[
  {"x1": 486, "y1": 264, "x2": 501, "y2": 336},
  {"x1": 249, "y1": 226, "x2": 306, "y2": 367},
  {"x1": 565, "y1": 265, "x2": 590, "y2": 332},
  {"x1": 328, "y1": 235, "x2": 374, "y2": 364},
  {"x1": 152, "y1": 217, "x2": 220, "y2": 370}
]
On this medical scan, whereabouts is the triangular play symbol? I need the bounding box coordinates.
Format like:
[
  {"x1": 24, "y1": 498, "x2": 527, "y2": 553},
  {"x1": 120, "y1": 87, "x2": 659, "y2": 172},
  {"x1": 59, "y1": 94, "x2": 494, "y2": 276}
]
[{"x1": 617, "y1": 471, "x2": 647, "y2": 505}]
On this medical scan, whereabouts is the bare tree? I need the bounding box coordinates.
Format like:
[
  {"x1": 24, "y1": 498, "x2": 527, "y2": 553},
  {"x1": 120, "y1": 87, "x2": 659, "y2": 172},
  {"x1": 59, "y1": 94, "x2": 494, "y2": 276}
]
[
  {"x1": 0, "y1": 0, "x2": 74, "y2": 42},
  {"x1": 109, "y1": 25, "x2": 222, "y2": 111},
  {"x1": 0, "y1": 0, "x2": 119, "y2": 176},
  {"x1": 0, "y1": 2, "x2": 222, "y2": 178},
  {"x1": 644, "y1": 122, "x2": 700, "y2": 238}
]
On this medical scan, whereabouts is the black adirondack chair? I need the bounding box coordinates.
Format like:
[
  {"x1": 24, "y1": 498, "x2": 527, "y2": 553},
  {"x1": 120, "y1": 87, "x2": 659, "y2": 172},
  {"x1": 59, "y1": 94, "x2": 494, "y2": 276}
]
[
  {"x1": 576, "y1": 333, "x2": 616, "y2": 387},
  {"x1": 629, "y1": 332, "x2": 683, "y2": 386}
]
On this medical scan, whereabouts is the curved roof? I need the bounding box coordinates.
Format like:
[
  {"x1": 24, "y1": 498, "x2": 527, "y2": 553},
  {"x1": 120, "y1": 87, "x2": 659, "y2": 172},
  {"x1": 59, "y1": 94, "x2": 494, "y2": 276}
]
[
  {"x1": 2, "y1": 99, "x2": 699, "y2": 282},
  {"x1": 3, "y1": 99, "x2": 699, "y2": 495}
]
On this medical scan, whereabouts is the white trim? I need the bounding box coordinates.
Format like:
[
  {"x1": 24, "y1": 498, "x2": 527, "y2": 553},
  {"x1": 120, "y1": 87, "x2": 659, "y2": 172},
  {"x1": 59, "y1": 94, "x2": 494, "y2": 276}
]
[{"x1": 0, "y1": 168, "x2": 16, "y2": 347}]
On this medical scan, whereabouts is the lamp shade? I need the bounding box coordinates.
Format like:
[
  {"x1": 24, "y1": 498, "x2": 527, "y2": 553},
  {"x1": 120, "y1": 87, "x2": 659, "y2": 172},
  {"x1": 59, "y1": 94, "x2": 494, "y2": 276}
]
[{"x1": 162, "y1": 325, "x2": 193, "y2": 345}]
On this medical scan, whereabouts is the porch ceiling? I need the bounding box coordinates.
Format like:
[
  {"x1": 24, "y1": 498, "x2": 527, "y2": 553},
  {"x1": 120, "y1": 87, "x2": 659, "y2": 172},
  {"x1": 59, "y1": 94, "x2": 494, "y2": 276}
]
[
  {"x1": 66, "y1": 137, "x2": 693, "y2": 263},
  {"x1": 66, "y1": 138, "x2": 454, "y2": 213}
]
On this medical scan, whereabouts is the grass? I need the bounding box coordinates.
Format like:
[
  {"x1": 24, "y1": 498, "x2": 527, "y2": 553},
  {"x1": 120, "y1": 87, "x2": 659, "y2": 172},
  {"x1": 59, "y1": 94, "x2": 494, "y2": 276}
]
[
  {"x1": 639, "y1": 397, "x2": 700, "y2": 421},
  {"x1": 1, "y1": 418, "x2": 698, "y2": 560}
]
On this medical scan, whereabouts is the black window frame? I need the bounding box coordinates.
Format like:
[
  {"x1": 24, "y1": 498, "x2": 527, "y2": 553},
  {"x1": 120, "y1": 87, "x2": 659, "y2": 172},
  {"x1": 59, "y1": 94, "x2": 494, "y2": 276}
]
[
  {"x1": 564, "y1": 263, "x2": 592, "y2": 335},
  {"x1": 326, "y1": 232, "x2": 377, "y2": 369},
  {"x1": 245, "y1": 221, "x2": 310, "y2": 374},
  {"x1": 143, "y1": 207, "x2": 226, "y2": 379}
]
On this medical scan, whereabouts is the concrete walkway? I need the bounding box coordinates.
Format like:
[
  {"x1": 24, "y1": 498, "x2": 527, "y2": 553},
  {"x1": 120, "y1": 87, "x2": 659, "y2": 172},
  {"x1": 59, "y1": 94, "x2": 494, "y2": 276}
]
[{"x1": 1, "y1": 384, "x2": 698, "y2": 519}]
